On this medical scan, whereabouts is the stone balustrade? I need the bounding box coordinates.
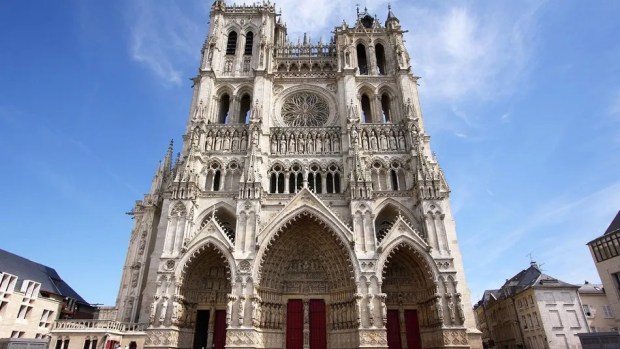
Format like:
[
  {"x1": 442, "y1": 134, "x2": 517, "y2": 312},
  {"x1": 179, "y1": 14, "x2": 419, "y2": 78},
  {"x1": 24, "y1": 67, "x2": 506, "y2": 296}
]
[
  {"x1": 275, "y1": 44, "x2": 336, "y2": 59},
  {"x1": 53, "y1": 319, "x2": 147, "y2": 332}
]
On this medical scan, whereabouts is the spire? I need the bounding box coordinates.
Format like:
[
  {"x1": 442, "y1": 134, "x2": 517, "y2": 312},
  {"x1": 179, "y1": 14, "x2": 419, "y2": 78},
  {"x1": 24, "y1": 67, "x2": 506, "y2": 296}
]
[
  {"x1": 386, "y1": 3, "x2": 400, "y2": 27},
  {"x1": 163, "y1": 139, "x2": 174, "y2": 173},
  {"x1": 148, "y1": 140, "x2": 174, "y2": 195}
]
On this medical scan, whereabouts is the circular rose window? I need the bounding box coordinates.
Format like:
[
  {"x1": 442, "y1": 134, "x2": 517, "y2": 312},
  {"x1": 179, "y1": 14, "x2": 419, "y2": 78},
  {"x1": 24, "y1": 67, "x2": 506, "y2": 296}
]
[{"x1": 281, "y1": 92, "x2": 329, "y2": 127}]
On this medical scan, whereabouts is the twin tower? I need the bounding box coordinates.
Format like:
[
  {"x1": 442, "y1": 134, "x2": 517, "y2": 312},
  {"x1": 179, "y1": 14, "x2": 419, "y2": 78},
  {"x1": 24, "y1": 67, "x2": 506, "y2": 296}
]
[{"x1": 114, "y1": 2, "x2": 482, "y2": 349}]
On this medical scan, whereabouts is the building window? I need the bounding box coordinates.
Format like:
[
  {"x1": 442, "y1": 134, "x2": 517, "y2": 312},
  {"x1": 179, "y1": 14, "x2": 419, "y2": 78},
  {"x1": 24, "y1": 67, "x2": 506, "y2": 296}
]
[
  {"x1": 63, "y1": 339, "x2": 70, "y2": 349},
  {"x1": 583, "y1": 304, "x2": 592, "y2": 317},
  {"x1": 218, "y1": 94, "x2": 231, "y2": 123},
  {"x1": 238, "y1": 94, "x2": 252, "y2": 123},
  {"x1": 288, "y1": 164, "x2": 303, "y2": 194},
  {"x1": 11, "y1": 331, "x2": 24, "y2": 338},
  {"x1": 356, "y1": 44, "x2": 368, "y2": 75},
  {"x1": 590, "y1": 231, "x2": 620, "y2": 262},
  {"x1": 361, "y1": 94, "x2": 372, "y2": 123},
  {"x1": 380, "y1": 93, "x2": 391, "y2": 122},
  {"x1": 604, "y1": 305, "x2": 614, "y2": 318},
  {"x1": 375, "y1": 43, "x2": 386, "y2": 75},
  {"x1": 17, "y1": 305, "x2": 32, "y2": 319},
  {"x1": 39, "y1": 309, "x2": 53, "y2": 327},
  {"x1": 83, "y1": 340, "x2": 91, "y2": 349},
  {"x1": 244, "y1": 31, "x2": 254, "y2": 55},
  {"x1": 226, "y1": 31, "x2": 238, "y2": 55}
]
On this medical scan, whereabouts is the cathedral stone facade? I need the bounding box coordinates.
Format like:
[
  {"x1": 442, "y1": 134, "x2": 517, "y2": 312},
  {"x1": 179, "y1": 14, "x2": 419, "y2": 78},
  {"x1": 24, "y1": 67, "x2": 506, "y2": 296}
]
[{"x1": 113, "y1": 2, "x2": 482, "y2": 349}]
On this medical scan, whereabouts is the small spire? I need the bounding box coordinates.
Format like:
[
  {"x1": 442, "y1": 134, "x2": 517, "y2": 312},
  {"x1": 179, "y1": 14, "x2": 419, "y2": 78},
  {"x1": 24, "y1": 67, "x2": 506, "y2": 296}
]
[
  {"x1": 386, "y1": 3, "x2": 399, "y2": 23},
  {"x1": 163, "y1": 139, "x2": 174, "y2": 172}
]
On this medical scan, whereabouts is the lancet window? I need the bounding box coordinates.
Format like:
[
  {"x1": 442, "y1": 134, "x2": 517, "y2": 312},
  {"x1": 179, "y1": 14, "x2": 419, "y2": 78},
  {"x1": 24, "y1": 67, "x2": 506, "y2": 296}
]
[
  {"x1": 381, "y1": 93, "x2": 391, "y2": 123},
  {"x1": 370, "y1": 160, "x2": 407, "y2": 191},
  {"x1": 307, "y1": 164, "x2": 323, "y2": 194},
  {"x1": 218, "y1": 94, "x2": 231, "y2": 124},
  {"x1": 288, "y1": 164, "x2": 304, "y2": 193},
  {"x1": 244, "y1": 31, "x2": 254, "y2": 55},
  {"x1": 268, "y1": 163, "x2": 342, "y2": 194},
  {"x1": 375, "y1": 43, "x2": 387, "y2": 75},
  {"x1": 226, "y1": 31, "x2": 237, "y2": 55},
  {"x1": 361, "y1": 94, "x2": 373, "y2": 123},
  {"x1": 269, "y1": 164, "x2": 286, "y2": 193},
  {"x1": 325, "y1": 164, "x2": 341, "y2": 193},
  {"x1": 205, "y1": 162, "x2": 222, "y2": 191},
  {"x1": 357, "y1": 44, "x2": 368, "y2": 75},
  {"x1": 238, "y1": 94, "x2": 252, "y2": 123}
]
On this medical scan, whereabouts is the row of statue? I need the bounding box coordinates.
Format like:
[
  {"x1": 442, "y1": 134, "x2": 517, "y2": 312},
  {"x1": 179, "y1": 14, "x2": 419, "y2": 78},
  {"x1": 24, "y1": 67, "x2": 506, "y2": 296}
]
[
  {"x1": 270, "y1": 131, "x2": 341, "y2": 155},
  {"x1": 202, "y1": 129, "x2": 249, "y2": 152},
  {"x1": 351, "y1": 127, "x2": 408, "y2": 152}
]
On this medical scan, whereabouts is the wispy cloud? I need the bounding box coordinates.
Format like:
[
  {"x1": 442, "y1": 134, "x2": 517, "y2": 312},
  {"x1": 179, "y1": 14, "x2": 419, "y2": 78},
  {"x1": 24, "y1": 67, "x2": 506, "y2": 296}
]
[
  {"x1": 608, "y1": 89, "x2": 620, "y2": 119},
  {"x1": 126, "y1": 0, "x2": 206, "y2": 86},
  {"x1": 406, "y1": 2, "x2": 545, "y2": 103}
]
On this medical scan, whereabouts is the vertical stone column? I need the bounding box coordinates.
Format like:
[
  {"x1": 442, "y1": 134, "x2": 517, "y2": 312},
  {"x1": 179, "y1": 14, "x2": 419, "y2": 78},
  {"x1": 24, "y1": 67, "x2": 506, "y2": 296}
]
[{"x1": 303, "y1": 299, "x2": 310, "y2": 349}]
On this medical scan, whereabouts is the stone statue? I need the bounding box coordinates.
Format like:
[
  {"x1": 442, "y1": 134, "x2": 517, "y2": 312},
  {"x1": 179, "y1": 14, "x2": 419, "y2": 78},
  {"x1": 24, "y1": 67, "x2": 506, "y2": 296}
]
[
  {"x1": 367, "y1": 294, "x2": 375, "y2": 327},
  {"x1": 159, "y1": 297, "x2": 168, "y2": 323}
]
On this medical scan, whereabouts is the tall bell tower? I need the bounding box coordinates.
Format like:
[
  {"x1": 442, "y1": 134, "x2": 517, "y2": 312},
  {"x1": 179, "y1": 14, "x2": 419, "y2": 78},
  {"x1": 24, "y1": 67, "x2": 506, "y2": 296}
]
[{"x1": 113, "y1": 2, "x2": 483, "y2": 349}]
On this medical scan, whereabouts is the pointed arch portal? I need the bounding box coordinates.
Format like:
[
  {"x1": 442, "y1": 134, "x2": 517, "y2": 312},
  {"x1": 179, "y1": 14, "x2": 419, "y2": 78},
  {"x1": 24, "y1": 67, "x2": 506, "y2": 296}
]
[
  {"x1": 257, "y1": 214, "x2": 357, "y2": 349},
  {"x1": 382, "y1": 244, "x2": 438, "y2": 349},
  {"x1": 180, "y1": 244, "x2": 232, "y2": 349}
]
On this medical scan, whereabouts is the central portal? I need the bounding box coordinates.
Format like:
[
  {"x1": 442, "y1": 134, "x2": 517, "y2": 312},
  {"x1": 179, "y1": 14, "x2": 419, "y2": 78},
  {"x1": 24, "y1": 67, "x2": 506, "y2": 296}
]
[{"x1": 257, "y1": 214, "x2": 357, "y2": 349}]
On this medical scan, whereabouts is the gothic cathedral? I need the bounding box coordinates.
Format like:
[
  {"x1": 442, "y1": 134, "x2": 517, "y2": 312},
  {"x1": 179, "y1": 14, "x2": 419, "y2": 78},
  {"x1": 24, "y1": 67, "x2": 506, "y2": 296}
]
[{"x1": 115, "y1": 2, "x2": 482, "y2": 349}]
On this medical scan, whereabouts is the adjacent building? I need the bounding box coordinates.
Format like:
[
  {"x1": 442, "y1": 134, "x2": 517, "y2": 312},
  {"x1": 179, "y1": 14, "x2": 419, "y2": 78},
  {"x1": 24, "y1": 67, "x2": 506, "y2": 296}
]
[
  {"x1": 0, "y1": 248, "x2": 94, "y2": 340},
  {"x1": 50, "y1": 2, "x2": 483, "y2": 349},
  {"x1": 586, "y1": 210, "x2": 620, "y2": 331},
  {"x1": 577, "y1": 282, "x2": 615, "y2": 333},
  {"x1": 474, "y1": 263, "x2": 588, "y2": 349}
]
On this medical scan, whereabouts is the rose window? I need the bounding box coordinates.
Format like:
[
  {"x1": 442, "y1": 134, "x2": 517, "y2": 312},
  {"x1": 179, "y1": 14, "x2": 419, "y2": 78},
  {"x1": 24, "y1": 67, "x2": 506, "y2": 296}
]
[{"x1": 281, "y1": 92, "x2": 329, "y2": 127}]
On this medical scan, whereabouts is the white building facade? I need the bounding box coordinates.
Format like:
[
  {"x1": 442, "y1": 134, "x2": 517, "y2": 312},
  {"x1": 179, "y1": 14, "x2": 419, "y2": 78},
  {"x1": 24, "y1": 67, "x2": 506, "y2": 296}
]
[{"x1": 56, "y1": 2, "x2": 483, "y2": 349}]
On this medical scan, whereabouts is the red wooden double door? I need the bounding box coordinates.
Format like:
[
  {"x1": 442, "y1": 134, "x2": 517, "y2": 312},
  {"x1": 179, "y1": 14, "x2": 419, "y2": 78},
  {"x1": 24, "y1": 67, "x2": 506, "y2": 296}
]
[
  {"x1": 193, "y1": 309, "x2": 227, "y2": 349},
  {"x1": 286, "y1": 299, "x2": 327, "y2": 349},
  {"x1": 386, "y1": 309, "x2": 422, "y2": 349}
]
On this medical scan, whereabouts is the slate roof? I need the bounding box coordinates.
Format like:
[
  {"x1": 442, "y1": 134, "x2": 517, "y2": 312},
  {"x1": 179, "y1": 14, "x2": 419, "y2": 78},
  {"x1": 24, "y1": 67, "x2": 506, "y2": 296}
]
[
  {"x1": 578, "y1": 282, "x2": 605, "y2": 294},
  {"x1": 0, "y1": 248, "x2": 88, "y2": 304},
  {"x1": 604, "y1": 210, "x2": 620, "y2": 235},
  {"x1": 478, "y1": 262, "x2": 577, "y2": 305}
]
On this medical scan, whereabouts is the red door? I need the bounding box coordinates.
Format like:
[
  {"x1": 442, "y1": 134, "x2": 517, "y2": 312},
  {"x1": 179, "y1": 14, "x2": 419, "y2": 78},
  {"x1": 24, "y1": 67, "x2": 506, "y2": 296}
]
[
  {"x1": 287, "y1": 299, "x2": 303, "y2": 349},
  {"x1": 386, "y1": 310, "x2": 402, "y2": 349},
  {"x1": 309, "y1": 299, "x2": 326, "y2": 349},
  {"x1": 213, "y1": 310, "x2": 227, "y2": 349},
  {"x1": 404, "y1": 310, "x2": 422, "y2": 349}
]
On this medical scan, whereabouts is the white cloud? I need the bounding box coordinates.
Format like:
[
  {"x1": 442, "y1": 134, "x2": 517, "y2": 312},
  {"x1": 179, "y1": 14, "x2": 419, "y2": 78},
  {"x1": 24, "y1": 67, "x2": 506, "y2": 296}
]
[
  {"x1": 404, "y1": 2, "x2": 544, "y2": 103},
  {"x1": 126, "y1": 0, "x2": 206, "y2": 86},
  {"x1": 609, "y1": 89, "x2": 620, "y2": 119}
]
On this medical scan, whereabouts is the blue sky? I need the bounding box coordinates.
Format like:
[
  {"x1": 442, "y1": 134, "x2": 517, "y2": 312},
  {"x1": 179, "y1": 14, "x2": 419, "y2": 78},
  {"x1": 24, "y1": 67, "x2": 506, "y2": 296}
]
[{"x1": 1, "y1": 0, "x2": 619, "y2": 307}]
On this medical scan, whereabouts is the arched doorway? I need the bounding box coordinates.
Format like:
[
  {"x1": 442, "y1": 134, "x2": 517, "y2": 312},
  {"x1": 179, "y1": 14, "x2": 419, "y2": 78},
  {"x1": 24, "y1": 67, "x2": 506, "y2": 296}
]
[
  {"x1": 180, "y1": 244, "x2": 233, "y2": 349},
  {"x1": 257, "y1": 213, "x2": 357, "y2": 349},
  {"x1": 381, "y1": 244, "x2": 438, "y2": 349}
]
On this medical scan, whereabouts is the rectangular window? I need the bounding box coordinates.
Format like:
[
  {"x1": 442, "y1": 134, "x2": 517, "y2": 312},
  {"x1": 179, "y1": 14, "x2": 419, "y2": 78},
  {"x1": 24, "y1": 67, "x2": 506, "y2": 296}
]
[
  {"x1": 83, "y1": 339, "x2": 91, "y2": 349},
  {"x1": 544, "y1": 292, "x2": 556, "y2": 304},
  {"x1": 604, "y1": 305, "x2": 614, "y2": 318},
  {"x1": 10, "y1": 331, "x2": 24, "y2": 338},
  {"x1": 17, "y1": 305, "x2": 28, "y2": 319},
  {"x1": 612, "y1": 273, "x2": 620, "y2": 299},
  {"x1": 566, "y1": 309, "x2": 580, "y2": 328},
  {"x1": 63, "y1": 340, "x2": 70, "y2": 349},
  {"x1": 91, "y1": 340, "x2": 98, "y2": 349},
  {"x1": 550, "y1": 309, "x2": 563, "y2": 329}
]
